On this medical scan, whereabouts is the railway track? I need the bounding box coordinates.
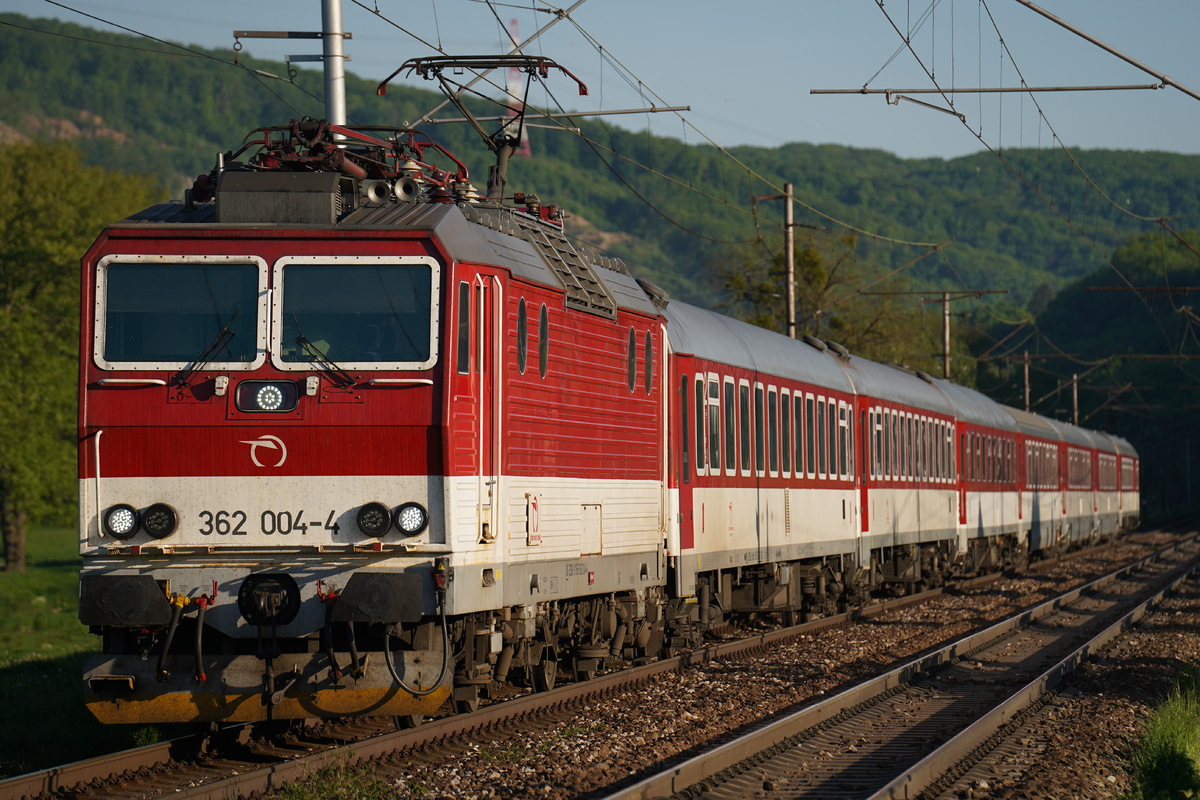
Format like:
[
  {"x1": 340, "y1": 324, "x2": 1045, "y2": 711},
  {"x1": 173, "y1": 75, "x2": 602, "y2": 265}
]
[
  {"x1": 2, "y1": 530, "x2": 1188, "y2": 800},
  {"x1": 602, "y1": 534, "x2": 1200, "y2": 800}
]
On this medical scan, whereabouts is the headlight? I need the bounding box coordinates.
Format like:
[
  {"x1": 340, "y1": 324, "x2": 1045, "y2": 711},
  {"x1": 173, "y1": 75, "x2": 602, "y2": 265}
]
[
  {"x1": 393, "y1": 502, "x2": 429, "y2": 535},
  {"x1": 235, "y1": 380, "x2": 299, "y2": 413},
  {"x1": 356, "y1": 502, "x2": 391, "y2": 537},
  {"x1": 141, "y1": 503, "x2": 178, "y2": 539},
  {"x1": 102, "y1": 504, "x2": 140, "y2": 539}
]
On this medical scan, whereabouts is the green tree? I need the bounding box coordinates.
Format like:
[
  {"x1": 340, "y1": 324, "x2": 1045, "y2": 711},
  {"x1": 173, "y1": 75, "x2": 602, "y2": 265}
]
[
  {"x1": 0, "y1": 141, "x2": 160, "y2": 571},
  {"x1": 714, "y1": 231, "x2": 965, "y2": 377}
]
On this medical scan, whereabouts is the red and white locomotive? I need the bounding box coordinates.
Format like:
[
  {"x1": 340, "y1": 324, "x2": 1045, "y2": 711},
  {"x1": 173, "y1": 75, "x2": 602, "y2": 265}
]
[{"x1": 77, "y1": 118, "x2": 1139, "y2": 725}]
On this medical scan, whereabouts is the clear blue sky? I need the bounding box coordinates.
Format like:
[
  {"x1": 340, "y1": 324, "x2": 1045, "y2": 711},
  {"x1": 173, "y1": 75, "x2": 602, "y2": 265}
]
[{"x1": 6, "y1": 0, "x2": 1200, "y2": 159}]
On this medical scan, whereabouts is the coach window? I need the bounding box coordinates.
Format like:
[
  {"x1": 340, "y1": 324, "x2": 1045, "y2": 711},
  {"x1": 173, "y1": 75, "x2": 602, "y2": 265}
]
[
  {"x1": 805, "y1": 395, "x2": 816, "y2": 478},
  {"x1": 695, "y1": 377, "x2": 706, "y2": 474},
  {"x1": 680, "y1": 376, "x2": 690, "y2": 483},
  {"x1": 538, "y1": 303, "x2": 549, "y2": 378},
  {"x1": 884, "y1": 411, "x2": 892, "y2": 479},
  {"x1": 838, "y1": 403, "x2": 849, "y2": 479},
  {"x1": 816, "y1": 398, "x2": 828, "y2": 478},
  {"x1": 739, "y1": 382, "x2": 752, "y2": 474},
  {"x1": 516, "y1": 298, "x2": 528, "y2": 374},
  {"x1": 768, "y1": 388, "x2": 779, "y2": 475},
  {"x1": 724, "y1": 379, "x2": 737, "y2": 477},
  {"x1": 781, "y1": 390, "x2": 792, "y2": 476},
  {"x1": 796, "y1": 393, "x2": 806, "y2": 474},
  {"x1": 831, "y1": 403, "x2": 841, "y2": 478},
  {"x1": 644, "y1": 331, "x2": 653, "y2": 394},
  {"x1": 755, "y1": 384, "x2": 766, "y2": 475},
  {"x1": 874, "y1": 411, "x2": 883, "y2": 479},
  {"x1": 456, "y1": 281, "x2": 471, "y2": 374},
  {"x1": 708, "y1": 377, "x2": 721, "y2": 472}
]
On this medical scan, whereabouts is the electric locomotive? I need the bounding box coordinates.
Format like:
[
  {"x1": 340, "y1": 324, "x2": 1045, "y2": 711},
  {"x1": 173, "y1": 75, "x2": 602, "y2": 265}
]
[{"x1": 78, "y1": 119, "x2": 677, "y2": 723}]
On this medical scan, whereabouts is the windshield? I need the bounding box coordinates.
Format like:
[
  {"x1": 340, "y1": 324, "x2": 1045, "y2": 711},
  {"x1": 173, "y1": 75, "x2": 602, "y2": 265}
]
[
  {"x1": 99, "y1": 260, "x2": 262, "y2": 366},
  {"x1": 278, "y1": 261, "x2": 436, "y2": 368}
]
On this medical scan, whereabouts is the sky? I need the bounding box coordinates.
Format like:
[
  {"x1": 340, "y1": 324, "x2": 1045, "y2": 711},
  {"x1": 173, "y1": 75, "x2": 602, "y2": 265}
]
[{"x1": 5, "y1": 0, "x2": 1200, "y2": 160}]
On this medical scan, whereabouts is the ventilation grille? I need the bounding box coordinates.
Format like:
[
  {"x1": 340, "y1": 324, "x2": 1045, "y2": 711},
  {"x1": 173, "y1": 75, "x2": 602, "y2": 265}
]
[{"x1": 510, "y1": 213, "x2": 617, "y2": 319}]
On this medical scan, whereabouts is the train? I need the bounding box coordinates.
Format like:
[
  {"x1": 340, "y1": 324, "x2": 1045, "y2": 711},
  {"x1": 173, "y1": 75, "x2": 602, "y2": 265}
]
[{"x1": 77, "y1": 117, "x2": 1139, "y2": 726}]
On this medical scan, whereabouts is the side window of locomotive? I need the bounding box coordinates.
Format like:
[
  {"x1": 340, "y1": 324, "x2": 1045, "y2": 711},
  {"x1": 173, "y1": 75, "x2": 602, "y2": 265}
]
[
  {"x1": 644, "y1": 331, "x2": 653, "y2": 394},
  {"x1": 627, "y1": 327, "x2": 637, "y2": 393},
  {"x1": 516, "y1": 298, "x2": 527, "y2": 375},
  {"x1": 538, "y1": 303, "x2": 549, "y2": 378},
  {"x1": 724, "y1": 380, "x2": 737, "y2": 477},
  {"x1": 695, "y1": 377, "x2": 706, "y2": 475},
  {"x1": 99, "y1": 260, "x2": 261, "y2": 367},
  {"x1": 707, "y1": 378, "x2": 721, "y2": 472},
  {"x1": 279, "y1": 260, "x2": 435, "y2": 368},
  {"x1": 457, "y1": 282, "x2": 471, "y2": 374},
  {"x1": 739, "y1": 383, "x2": 752, "y2": 474},
  {"x1": 754, "y1": 385, "x2": 766, "y2": 475}
]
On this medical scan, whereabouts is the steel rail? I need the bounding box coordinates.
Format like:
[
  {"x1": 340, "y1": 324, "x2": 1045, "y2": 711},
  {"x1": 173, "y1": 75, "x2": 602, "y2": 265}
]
[
  {"x1": 871, "y1": 553, "x2": 1200, "y2": 799},
  {"x1": 600, "y1": 532, "x2": 1200, "y2": 800}
]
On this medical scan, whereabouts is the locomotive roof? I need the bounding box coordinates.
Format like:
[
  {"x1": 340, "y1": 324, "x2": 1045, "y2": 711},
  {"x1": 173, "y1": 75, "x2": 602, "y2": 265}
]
[{"x1": 115, "y1": 199, "x2": 660, "y2": 318}]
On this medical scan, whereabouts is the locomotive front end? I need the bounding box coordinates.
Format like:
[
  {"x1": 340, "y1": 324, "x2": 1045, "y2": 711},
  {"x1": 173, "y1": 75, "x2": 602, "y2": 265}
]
[{"x1": 78, "y1": 163, "x2": 455, "y2": 723}]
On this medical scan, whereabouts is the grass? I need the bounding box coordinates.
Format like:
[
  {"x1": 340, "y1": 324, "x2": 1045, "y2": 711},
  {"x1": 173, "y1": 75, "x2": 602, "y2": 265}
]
[
  {"x1": 1126, "y1": 666, "x2": 1200, "y2": 799},
  {"x1": 0, "y1": 527, "x2": 164, "y2": 779},
  {"x1": 268, "y1": 761, "x2": 396, "y2": 800}
]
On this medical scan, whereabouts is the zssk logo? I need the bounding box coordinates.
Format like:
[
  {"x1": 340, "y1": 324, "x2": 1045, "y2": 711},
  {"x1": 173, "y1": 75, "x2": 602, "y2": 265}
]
[{"x1": 241, "y1": 435, "x2": 288, "y2": 468}]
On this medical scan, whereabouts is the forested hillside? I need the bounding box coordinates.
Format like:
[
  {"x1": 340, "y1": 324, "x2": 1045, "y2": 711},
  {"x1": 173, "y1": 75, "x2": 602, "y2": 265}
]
[
  {"x1": 1, "y1": 12, "x2": 1199, "y2": 528},
  {"x1": 4, "y1": 12, "x2": 1200, "y2": 310}
]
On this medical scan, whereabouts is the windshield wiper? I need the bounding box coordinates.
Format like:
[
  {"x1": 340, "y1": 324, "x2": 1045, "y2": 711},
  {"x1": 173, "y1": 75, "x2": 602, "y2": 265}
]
[
  {"x1": 292, "y1": 315, "x2": 356, "y2": 388},
  {"x1": 174, "y1": 305, "x2": 241, "y2": 388}
]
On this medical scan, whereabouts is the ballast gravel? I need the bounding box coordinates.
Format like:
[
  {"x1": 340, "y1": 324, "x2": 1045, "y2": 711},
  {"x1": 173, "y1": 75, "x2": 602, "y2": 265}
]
[{"x1": 374, "y1": 534, "x2": 1197, "y2": 800}]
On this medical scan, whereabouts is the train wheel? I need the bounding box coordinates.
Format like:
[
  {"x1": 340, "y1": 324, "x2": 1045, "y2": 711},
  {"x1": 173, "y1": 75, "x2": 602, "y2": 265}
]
[
  {"x1": 533, "y1": 657, "x2": 558, "y2": 692},
  {"x1": 394, "y1": 714, "x2": 424, "y2": 729},
  {"x1": 572, "y1": 656, "x2": 598, "y2": 682},
  {"x1": 452, "y1": 684, "x2": 481, "y2": 714}
]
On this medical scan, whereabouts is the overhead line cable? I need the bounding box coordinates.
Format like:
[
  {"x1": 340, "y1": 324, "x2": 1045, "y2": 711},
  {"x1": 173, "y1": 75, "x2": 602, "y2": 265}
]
[{"x1": 871, "y1": 0, "x2": 1177, "y2": 357}]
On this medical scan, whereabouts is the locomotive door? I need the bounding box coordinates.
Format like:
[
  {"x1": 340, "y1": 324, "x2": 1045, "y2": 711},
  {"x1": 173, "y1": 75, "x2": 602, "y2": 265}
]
[
  {"x1": 450, "y1": 267, "x2": 503, "y2": 546},
  {"x1": 475, "y1": 271, "x2": 502, "y2": 545}
]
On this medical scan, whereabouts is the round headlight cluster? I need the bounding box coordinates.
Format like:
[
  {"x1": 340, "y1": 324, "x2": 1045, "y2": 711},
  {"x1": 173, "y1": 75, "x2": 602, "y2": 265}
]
[
  {"x1": 354, "y1": 501, "x2": 430, "y2": 538},
  {"x1": 101, "y1": 503, "x2": 179, "y2": 540},
  {"x1": 102, "y1": 504, "x2": 139, "y2": 540},
  {"x1": 235, "y1": 380, "x2": 299, "y2": 413},
  {"x1": 394, "y1": 502, "x2": 429, "y2": 535}
]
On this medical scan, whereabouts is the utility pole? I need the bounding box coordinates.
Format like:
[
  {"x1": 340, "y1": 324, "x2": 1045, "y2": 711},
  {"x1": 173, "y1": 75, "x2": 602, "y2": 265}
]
[
  {"x1": 234, "y1": 0, "x2": 351, "y2": 125},
  {"x1": 785, "y1": 183, "x2": 796, "y2": 339},
  {"x1": 752, "y1": 186, "x2": 798, "y2": 338},
  {"x1": 1073, "y1": 373, "x2": 1079, "y2": 425},
  {"x1": 942, "y1": 292, "x2": 951, "y2": 379},
  {"x1": 1024, "y1": 350, "x2": 1030, "y2": 412},
  {"x1": 860, "y1": 289, "x2": 1008, "y2": 379},
  {"x1": 321, "y1": 0, "x2": 347, "y2": 126}
]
